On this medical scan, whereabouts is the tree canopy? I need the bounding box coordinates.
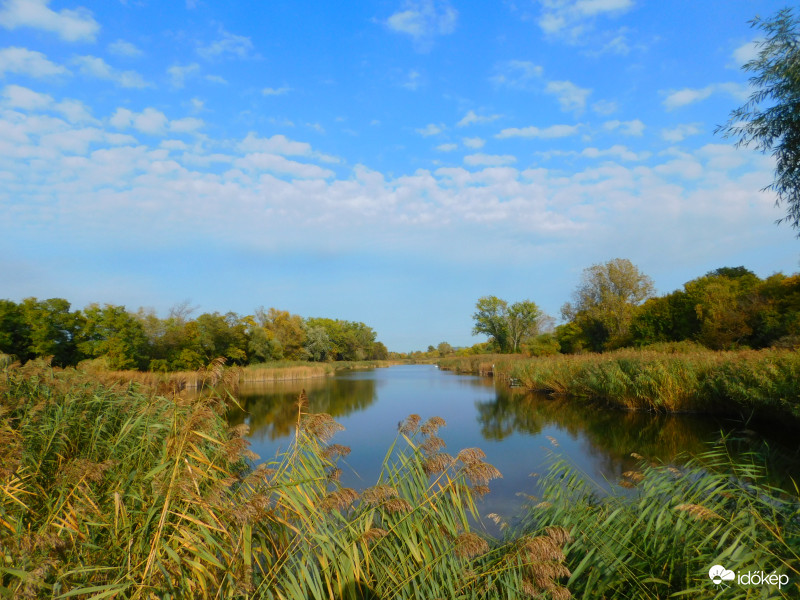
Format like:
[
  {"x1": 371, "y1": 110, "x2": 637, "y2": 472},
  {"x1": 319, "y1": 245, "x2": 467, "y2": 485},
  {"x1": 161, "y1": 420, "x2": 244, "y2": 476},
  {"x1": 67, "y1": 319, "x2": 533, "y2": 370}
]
[
  {"x1": 472, "y1": 296, "x2": 546, "y2": 353},
  {"x1": 717, "y1": 8, "x2": 800, "y2": 234},
  {"x1": 561, "y1": 258, "x2": 655, "y2": 350}
]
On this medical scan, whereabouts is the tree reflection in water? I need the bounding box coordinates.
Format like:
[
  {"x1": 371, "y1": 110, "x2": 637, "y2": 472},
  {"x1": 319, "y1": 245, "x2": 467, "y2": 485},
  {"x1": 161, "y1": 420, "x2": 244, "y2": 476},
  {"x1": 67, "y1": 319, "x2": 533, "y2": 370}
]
[{"x1": 228, "y1": 376, "x2": 377, "y2": 441}]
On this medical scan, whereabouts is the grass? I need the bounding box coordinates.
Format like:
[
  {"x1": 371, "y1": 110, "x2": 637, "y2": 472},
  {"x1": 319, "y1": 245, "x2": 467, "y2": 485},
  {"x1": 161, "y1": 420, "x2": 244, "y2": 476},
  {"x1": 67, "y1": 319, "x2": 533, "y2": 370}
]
[
  {"x1": 439, "y1": 347, "x2": 800, "y2": 423},
  {"x1": 521, "y1": 441, "x2": 800, "y2": 599},
  {"x1": 0, "y1": 360, "x2": 569, "y2": 599}
]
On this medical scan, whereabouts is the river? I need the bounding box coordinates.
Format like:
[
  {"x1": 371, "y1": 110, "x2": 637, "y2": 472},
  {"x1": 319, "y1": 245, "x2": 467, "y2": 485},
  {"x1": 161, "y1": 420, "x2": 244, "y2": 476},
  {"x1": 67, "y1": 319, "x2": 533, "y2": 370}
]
[{"x1": 227, "y1": 364, "x2": 800, "y2": 528}]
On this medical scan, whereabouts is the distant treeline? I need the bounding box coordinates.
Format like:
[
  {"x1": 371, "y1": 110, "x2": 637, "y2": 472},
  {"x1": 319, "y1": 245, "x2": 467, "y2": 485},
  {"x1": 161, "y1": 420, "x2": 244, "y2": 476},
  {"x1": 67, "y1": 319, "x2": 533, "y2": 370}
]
[
  {"x1": 0, "y1": 300, "x2": 388, "y2": 370},
  {"x1": 452, "y1": 262, "x2": 800, "y2": 357}
]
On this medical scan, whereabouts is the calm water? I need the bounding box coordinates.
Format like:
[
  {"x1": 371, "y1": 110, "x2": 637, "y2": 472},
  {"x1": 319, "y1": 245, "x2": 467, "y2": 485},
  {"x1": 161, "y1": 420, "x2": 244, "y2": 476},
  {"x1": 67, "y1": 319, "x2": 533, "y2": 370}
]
[{"x1": 228, "y1": 364, "x2": 800, "y2": 526}]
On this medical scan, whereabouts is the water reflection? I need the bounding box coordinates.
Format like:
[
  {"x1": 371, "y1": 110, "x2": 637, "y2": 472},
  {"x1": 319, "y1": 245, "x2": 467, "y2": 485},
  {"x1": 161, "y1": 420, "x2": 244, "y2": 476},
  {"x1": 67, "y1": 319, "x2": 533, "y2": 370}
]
[
  {"x1": 228, "y1": 376, "x2": 377, "y2": 441},
  {"x1": 230, "y1": 365, "x2": 799, "y2": 520}
]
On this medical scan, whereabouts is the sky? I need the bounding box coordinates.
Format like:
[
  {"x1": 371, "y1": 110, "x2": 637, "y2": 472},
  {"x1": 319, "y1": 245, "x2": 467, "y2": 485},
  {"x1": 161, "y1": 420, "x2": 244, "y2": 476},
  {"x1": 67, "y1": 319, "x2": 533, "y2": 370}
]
[{"x1": 1, "y1": 0, "x2": 799, "y2": 352}]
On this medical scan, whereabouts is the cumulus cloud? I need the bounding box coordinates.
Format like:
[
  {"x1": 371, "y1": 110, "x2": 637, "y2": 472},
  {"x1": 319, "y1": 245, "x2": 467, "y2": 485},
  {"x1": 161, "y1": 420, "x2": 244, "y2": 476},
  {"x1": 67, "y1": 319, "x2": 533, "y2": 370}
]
[
  {"x1": 1, "y1": 83, "x2": 51, "y2": 109},
  {"x1": 536, "y1": 0, "x2": 633, "y2": 40},
  {"x1": 197, "y1": 27, "x2": 255, "y2": 60},
  {"x1": 0, "y1": 0, "x2": 99, "y2": 42},
  {"x1": 234, "y1": 153, "x2": 334, "y2": 179},
  {"x1": 0, "y1": 46, "x2": 69, "y2": 78},
  {"x1": 582, "y1": 145, "x2": 648, "y2": 161},
  {"x1": 592, "y1": 99, "x2": 618, "y2": 115},
  {"x1": 262, "y1": 86, "x2": 291, "y2": 96},
  {"x1": 662, "y1": 83, "x2": 748, "y2": 110},
  {"x1": 73, "y1": 56, "x2": 149, "y2": 88},
  {"x1": 462, "y1": 137, "x2": 485, "y2": 149},
  {"x1": 397, "y1": 69, "x2": 420, "y2": 90},
  {"x1": 661, "y1": 123, "x2": 702, "y2": 142},
  {"x1": 108, "y1": 39, "x2": 143, "y2": 58},
  {"x1": 603, "y1": 119, "x2": 645, "y2": 136},
  {"x1": 416, "y1": 123, "x2": 444, "y2": 136},
  {"x1": 239, "y1": 133, "x2": 312, "y2": 156},
  {"x1": 169, "y1": 117, "x2": 204, "y2": 134},
  {"x1": 457, "y1": 110, "x2": 501, "y2": 127},
  {"x1": 464, "y1": 153, "x2": 516, "y2": 167},
  {"x1": 168, "y1": 63, "x2": 200, "y2": 89},
  {"x1": 109, "y1": 107, "x2": 168, "y2": 135},
  {"x1": 490, "y1": 60, "x2": 543, "y2": 89},
  {"x1": 545, "y1": 80, "x2": 591, "y2": 114},
  {"x1": 732, "y1": 39, "x2": 760, "y2": 66},
  {"x1": 387, "y1": 0, "x2": 457, "y2": 50},
  {"x1": 436, "y1": 143, "x2": 457, "y2": 152},
  {"x1": 495, "y1": 124, "x2": 580, "y2": 139}
]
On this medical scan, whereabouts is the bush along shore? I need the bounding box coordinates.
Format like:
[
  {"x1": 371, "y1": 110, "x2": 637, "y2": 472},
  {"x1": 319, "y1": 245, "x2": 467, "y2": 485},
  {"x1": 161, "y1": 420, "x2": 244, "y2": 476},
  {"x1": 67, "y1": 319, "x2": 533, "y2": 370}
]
[
  {"x1": 0, "y1": 361, "x2": 574, "y2": 599},
  {"x1": 438, "y1": 345, "x2": 800, "y2": 424}
]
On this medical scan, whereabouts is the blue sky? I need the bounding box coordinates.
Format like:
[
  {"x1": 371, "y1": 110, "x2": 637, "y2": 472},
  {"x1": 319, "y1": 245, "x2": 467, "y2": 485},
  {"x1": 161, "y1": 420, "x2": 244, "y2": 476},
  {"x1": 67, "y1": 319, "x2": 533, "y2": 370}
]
[{"x1": 1, "y1": 0, "x2": 798, "y2": 352}]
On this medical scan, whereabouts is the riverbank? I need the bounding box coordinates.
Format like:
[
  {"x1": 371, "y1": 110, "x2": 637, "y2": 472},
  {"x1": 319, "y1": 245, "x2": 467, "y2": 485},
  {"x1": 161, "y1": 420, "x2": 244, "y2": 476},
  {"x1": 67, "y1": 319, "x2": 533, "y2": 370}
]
[
  {"x1": 2, "y1": 360, "x2": 797, "y2": 598},
  {"x1": 0, "y1": 360, "x2": 564, "y2": 598},
  {"x1": 78, "y1": 358, "x2": 399, "y2": 392},
  {"x1": 438, "y1": 345, "x2": 800, "y2": 424}
]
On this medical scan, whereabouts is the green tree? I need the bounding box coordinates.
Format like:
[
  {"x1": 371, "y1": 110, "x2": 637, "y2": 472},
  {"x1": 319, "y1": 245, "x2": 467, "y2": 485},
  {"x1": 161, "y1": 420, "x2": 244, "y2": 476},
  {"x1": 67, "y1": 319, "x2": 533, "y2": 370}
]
[
  {"x1": 472, "y1": 296, "x2": 546, "y2": 353},
  {"x1": 304, "y1": 326, "x2": 333, "y2": 362},
  {"x1": 472, "y1": 296, "x2": 509, "y2": 352},
  {"x1": 78, "y1": 304, "x2": 150, "y2": 370},
  {"x1": 19, "y1": 297, "x2": 82, "y2": 366},
  {"x1": 0, "y1": 300, "x2": 28, "y2": 359},
  {"x1": 561, "y1": 258, "x2": 655, "y2": 350},
  {"x1": 717, "y1": 8, "x2": 800, "y2": 233},
  {"x1": 436, "y1": 341, "x2": 453, "y2": 357}
]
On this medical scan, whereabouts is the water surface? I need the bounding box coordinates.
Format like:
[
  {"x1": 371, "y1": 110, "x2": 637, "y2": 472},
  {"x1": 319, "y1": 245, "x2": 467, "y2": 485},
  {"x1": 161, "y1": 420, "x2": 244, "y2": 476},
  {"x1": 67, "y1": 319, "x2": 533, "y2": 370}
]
[{"x1": 229, "y1": 365, "x2": 800, "y2": 525}]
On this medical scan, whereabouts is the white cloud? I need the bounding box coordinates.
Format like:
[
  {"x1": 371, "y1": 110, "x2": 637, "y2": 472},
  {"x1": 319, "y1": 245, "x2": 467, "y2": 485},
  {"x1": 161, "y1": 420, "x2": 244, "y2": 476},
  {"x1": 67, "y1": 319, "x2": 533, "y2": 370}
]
[
  {"x1": 0, "y1": 46, "x2": 69, "y2": 78},
  {"x1": 169, "y1": 117, "x2": 204, "y2": 134},
  {"x1": 239, "y1": 133, "x2": 313, "y2": 156},
  {"x1": 262, "y1": 86, "x2": 291, "y2": 96},
  {"x1": 732, "y1": 39, "x2": 760, "y2": 66},
  {"x1": 73, "y1": 56, "x2": 149, "y2": 88},
  {"x1": 436, "y1": 143, "x2": 457, "y2": 152},
  {"x1": 603, "y1": 119, "x2": 644, "y2": 136},
  {"x1": 661, "y1": 123, "x2": 702, "y2": 142},
  {"x1": 545, "y1": 80, "x2": 591, "y2": 114},
  {"x1": 495, "y1": 124, "x2": 580, "y2": 139},
  {"x1": 168, "y1": 63, "x2": 200, "y2": 89},
  {"x1": 109, "y1": 107, "x2": 168, "y2": 135},
  {"x1": 234, "y1": 153, "x2": 334, "y2": 179},
  {"x1": 197, "y1": 27, "x2": 254, "y2": 60},
  {"x1": 205, "y1": 74, "x2": 227, "y2": 85},
  {"x1": 387, "y1": 0, "x2": 457, "y2": 50},
  {"x1": 133, "y1": 108, "x2": 168, "y2": 135},
  {"x1": 464, "y1": 153, "x2": 516, "y2": 167},
  {"x1": 55, "y1": 98, "x2": 95, "y2": 123},
  {"x1": 457, "y1": 110, "x2": 501, "y2": 127},
  {"x1": 0, "y1": 0, "x2": 99, "y2": 42},
  {"x1": 462, "y1": 137, "x2": 485, "y2": 149},
  {"x1": 592, "y1": 99, "x2": 617, "y2": 115},
  {"x1": 662, "y1": 83, "x2": 748, "y2": 110},
  {"x1": 2, "y1": 83, "x2": 51, "y2": 110},
  {"x1": 536, "y1": 0, "x2": 633, "y2": 38},
  {"x1": 108, "y1": 39, "x2": 143, "y2": 58},
  {"x1": 490, "y1": 60, "x2": 543, "y2": 88},
  {"x1": 582, "y1": 145, "x2": 648, "y2": 161},
  {"x1": 416, "y1": 123, "x2": 444, "y2": 136},
  {"x1": 401, "y1": 69, "x2": 421, "y2": 90}
]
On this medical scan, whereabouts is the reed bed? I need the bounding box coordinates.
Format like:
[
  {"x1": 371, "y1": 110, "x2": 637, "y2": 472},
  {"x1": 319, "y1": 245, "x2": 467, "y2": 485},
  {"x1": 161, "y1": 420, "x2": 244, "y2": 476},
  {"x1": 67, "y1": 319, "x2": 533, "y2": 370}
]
[
  {"x1": 441, "y1": 348, "x2": 800, "y2": 423},
  {"x1": 522, "y1": 443, "x2": 800, "y2": 599},
  {"x1": 0, "y1": 360, "x2": 569, "y2": 599},
  {"x1": 438, "y1": 354, "x2": 526, "y2": 379}
]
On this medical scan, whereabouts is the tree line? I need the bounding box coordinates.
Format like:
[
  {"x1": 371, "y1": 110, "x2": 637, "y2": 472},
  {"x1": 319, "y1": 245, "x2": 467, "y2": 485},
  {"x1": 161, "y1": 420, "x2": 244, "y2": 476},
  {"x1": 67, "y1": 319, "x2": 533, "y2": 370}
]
[
  {"x1": 465, "y1": 259, "x2": 800, "y2": 356},
  {"x1": 0, "y1": 299, "x2": 388, "y2": 370}
]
